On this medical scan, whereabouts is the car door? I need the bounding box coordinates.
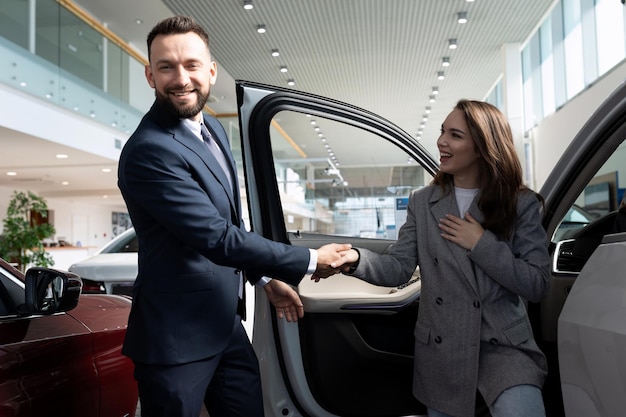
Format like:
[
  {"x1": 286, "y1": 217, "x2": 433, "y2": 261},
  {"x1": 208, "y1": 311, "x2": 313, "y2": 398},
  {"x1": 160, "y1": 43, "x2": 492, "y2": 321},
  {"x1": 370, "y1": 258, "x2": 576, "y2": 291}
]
[
  {"x1": 539, "y1": 81, "x2": 626, "y2": 417},
  {"x1": 236, "y1": 80, "x2": 438, "y2": 417}
]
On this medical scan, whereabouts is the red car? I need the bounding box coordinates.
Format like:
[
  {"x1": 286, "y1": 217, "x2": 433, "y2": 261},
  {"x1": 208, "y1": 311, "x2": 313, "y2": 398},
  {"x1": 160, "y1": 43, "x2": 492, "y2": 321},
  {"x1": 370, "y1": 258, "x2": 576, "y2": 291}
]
[{"x1": 0, "y1": 257, "x2": 137, "y2": 417}]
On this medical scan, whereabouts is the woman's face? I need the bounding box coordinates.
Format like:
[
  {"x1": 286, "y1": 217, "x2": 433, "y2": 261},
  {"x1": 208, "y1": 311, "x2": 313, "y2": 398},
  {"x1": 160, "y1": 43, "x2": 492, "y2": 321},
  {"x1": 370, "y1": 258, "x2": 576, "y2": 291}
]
[{"x1": 436, "y1": 108, "x2": 481, "y2": 188}]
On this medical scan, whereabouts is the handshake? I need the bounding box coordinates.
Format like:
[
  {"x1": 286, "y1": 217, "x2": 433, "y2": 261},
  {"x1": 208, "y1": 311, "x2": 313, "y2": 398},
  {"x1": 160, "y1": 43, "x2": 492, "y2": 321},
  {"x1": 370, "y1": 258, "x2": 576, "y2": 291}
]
[
  {"x1": 312, "y1": 243, "x2": 359, "y2": 282},
  {"x1": 264, "y1": 243, "x2": 360, "y2": 323}
]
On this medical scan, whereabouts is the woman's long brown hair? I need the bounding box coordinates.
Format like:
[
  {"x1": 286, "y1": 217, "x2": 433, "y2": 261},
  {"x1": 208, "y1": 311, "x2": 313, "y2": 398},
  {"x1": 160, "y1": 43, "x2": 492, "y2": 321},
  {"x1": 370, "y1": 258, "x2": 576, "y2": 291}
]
[{"x1": 432, "y1": 99, "x2": 540, "y2": 239}]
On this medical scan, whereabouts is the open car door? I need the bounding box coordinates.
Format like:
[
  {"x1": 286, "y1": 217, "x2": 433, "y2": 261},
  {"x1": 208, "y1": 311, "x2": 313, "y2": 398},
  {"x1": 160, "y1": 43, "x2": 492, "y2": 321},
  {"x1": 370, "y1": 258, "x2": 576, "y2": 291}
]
[{"x1": 236, "y1": 81, "x2": 438, "y2": 417}]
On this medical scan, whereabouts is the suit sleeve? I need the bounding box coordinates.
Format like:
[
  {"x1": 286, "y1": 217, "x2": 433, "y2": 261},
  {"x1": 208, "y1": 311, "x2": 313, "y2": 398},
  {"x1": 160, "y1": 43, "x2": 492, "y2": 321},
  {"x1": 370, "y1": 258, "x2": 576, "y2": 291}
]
[
  {"x1": 118, "y1": 130, "x2": 310, "y2": 286},
  {"x1": 351, "y1": 191, "x2": 420, "y2": 287}
]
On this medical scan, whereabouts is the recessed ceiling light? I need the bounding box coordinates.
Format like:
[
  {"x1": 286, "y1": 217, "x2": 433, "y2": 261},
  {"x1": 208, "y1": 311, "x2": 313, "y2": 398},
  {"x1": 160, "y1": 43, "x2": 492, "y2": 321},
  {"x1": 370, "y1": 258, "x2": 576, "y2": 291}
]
[
  {"x1": 135, "y1": 19, "x2": 143, "y2": 24},
  {"x1": 243, "y1": 0, "x2": 253, "y2": 10},
  {"x1": 280, "y1": 65, "x2": 288, "y2": 73},
  {"x1": 6, "y1": 171, "x2": 17, "y2": 176},
  {"x1": 61, "y1": 181, "x2": 69, "y2": 185},
  {"x1": 287, "y1": 79, "x2": 295, "y2": 86},
  {"x1": 271, "y1": 48, "x2": 280, "y2": 57},
  {"x1": 102, "y1": 168, "x2": 112, "y2": 173},
  {"x1": 256, "y1": 24, "x2": 266, "y2": 34},
  {"x1": 56, "y1": 154, "x2": 69, "y2": 159}
]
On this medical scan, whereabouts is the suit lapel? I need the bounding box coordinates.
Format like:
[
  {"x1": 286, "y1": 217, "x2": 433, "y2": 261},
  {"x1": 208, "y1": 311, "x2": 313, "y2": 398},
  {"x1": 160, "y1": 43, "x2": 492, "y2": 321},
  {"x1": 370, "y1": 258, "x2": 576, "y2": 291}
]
[
  {"x1": 148, "y1": 103, "x2": 240, "y2": 220},
  {"x1": 430, "y1": 187, "x2": 480, "y2": 295}
]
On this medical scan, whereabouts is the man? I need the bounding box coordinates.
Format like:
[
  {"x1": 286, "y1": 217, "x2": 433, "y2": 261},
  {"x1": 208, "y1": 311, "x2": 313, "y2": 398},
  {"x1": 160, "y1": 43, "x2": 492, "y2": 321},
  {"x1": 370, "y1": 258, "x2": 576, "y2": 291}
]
[{"x1": 117, "y1": 15, "x2": 349, "y2": 417}]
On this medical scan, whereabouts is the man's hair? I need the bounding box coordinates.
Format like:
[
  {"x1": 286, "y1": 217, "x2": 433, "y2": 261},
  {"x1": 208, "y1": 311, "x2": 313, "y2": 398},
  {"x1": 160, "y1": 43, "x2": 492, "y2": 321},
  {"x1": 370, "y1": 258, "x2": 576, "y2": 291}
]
[{"x1": 147, "y1": 15, "x2": 210, "y2": 62}]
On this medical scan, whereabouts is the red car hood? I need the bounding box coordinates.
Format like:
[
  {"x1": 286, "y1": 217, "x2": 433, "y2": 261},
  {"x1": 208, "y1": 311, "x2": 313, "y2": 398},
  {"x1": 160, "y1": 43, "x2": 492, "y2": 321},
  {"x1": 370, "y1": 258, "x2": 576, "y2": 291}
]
[{"x1": 66, "y1": 294, "x2": 131, "y2": 332}]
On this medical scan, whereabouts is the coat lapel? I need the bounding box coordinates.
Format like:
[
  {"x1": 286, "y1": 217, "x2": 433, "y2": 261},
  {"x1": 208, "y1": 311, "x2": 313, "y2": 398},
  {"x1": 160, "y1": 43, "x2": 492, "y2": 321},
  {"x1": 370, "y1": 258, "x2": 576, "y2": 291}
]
[
  {"x1": 147, "y1": 102, "x2": 240, "y2": 219},
  {"x1": 429, "y1": 186, "x2": 480, "y2": 295}
]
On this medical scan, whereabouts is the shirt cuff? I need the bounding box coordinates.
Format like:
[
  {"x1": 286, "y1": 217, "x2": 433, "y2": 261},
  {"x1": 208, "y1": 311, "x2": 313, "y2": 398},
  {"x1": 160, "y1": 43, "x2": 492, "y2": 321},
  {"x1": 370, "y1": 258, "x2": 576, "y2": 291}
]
[
  {"x1": 256, "y1": 276, "x2": 272, "y2": 287},
  {"x1": 307, "y1": 248, "x2": 317, "y2": 275}
]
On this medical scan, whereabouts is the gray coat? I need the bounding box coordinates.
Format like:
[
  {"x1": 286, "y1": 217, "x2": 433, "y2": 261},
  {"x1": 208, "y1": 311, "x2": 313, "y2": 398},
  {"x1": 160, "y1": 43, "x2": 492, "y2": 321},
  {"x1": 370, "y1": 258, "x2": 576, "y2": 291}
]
[{"x1": 352, "y1": 185, "x2": 550, "y2": 417}]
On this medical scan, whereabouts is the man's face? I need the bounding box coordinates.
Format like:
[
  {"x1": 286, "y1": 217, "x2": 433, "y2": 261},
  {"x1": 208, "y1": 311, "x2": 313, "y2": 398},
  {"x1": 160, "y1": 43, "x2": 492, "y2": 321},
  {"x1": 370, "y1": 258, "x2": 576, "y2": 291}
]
[{"x1": 145, "y1": 32, "x2": 217, "y2": 121}]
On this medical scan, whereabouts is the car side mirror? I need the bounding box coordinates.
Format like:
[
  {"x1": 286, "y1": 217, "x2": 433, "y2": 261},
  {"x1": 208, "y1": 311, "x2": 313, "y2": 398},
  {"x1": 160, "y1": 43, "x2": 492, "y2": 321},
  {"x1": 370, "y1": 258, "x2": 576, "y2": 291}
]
[{"x1": 24, "y1": 268, "x2": 83, "y2": 314}]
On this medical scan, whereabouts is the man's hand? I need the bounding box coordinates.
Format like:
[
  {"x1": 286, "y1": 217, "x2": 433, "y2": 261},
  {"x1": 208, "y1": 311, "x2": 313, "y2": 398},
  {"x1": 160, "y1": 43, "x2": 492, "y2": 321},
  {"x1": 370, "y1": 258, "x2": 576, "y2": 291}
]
[
  {"x1": 263, "y1": 279, "x2": 304, "y2": 322},
  {"x1": 335, "y1": 248, "x2": 359, "y2": 273},
  {"x1": 312, "y1": 243, "x2": 352, "y2": 281}
]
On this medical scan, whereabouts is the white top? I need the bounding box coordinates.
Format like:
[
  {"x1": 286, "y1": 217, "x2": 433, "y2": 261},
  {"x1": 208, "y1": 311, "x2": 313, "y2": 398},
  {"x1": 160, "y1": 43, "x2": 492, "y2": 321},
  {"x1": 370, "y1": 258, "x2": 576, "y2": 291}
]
[{"x1": 454, "y1": 186, "x2": 479, "y2": 217}]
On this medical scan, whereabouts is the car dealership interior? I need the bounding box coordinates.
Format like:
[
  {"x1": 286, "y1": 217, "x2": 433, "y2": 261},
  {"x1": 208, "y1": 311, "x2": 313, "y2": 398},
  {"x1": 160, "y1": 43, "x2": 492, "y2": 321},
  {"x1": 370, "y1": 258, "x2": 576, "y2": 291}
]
[{"x1": 1, "y1": 2, "x2": 626, "y2": 417}]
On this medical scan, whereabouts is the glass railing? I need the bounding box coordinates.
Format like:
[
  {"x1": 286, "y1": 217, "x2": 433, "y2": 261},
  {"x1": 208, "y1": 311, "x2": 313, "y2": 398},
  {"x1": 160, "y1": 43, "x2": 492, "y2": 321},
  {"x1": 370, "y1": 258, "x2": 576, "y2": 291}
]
[
  {"x1": 0, "y1": 0, "x2": 151, "y2": 134},
  {"x1": 0, "y1": 37, "x2": 144, "y2": 133}
]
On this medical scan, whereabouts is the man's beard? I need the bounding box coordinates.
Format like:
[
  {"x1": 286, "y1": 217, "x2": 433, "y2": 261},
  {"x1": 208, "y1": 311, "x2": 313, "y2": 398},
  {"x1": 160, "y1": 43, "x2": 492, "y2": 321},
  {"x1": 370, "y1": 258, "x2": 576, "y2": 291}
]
[{"x1": 155, "y1": 87, "x2": 209, "y2": 119}]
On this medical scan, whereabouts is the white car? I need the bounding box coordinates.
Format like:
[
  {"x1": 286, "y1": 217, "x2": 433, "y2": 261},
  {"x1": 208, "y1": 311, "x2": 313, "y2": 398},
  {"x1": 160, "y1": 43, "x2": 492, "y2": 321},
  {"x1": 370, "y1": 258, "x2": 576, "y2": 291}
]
[{"x1": 68, "y1": 227, "x2": 137, "y2": 295}]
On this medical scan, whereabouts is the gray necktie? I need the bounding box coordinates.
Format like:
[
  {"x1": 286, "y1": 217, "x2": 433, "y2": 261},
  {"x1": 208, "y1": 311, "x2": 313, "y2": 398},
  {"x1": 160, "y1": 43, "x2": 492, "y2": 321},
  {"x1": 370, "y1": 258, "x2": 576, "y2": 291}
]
[
  {"x1": 201, "y1": 123, "x2": 234, "y2": 190},
  {"x1": 201, "y1": 124, "x2": 244, "y2": 301}
]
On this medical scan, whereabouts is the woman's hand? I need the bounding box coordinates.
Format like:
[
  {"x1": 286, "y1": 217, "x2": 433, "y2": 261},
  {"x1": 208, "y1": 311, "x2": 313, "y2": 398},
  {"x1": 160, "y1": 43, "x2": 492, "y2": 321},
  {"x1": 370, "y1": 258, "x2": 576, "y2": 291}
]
[{"x1": 438, "y1": 212, "x2": 484, "y2": 250}]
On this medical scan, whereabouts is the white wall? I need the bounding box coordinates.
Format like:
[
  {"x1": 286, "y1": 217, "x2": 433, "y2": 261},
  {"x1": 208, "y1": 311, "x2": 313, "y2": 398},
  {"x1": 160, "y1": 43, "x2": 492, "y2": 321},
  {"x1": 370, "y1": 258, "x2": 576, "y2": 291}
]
[
  {"x1": 0, "y1": 185, "x2": 127, "y2": 255},
  {"x1": 531, "y1": 61, "x2": 626, "y2": 189},
  {"x1": 44, "y1": 197, "x2": 128, "y2": 249}
]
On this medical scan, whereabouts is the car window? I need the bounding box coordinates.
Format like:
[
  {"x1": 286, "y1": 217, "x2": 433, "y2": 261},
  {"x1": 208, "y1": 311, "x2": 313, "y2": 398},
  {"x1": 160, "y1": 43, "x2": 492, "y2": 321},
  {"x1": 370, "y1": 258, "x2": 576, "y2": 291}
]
[
  {"x1": 267, "y1": 111, "x2": 433, "y2": 239},
  {"x1": 0, "y1": 264, "x2": 23, "y2": 315},
  {"x1": 102, "y1": 233, "x2": 138, "y2": 253},
  {"x1": 552, "y1": 141, "x2": 626, "y2": 243}
]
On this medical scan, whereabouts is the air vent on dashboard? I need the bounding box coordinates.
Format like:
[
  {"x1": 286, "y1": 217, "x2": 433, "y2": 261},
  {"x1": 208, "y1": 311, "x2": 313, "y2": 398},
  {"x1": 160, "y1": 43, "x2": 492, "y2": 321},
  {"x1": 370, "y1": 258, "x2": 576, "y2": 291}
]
[{"x1": 553, "y1": 239, "x2": 586, "y2": 274}]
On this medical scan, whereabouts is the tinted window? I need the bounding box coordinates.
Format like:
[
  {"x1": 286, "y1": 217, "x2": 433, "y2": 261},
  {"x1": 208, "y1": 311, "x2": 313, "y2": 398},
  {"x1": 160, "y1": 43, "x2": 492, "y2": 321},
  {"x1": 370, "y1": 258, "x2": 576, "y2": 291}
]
[{"x1": 552, "y1": 138, "x2": 626, "y2": 243}]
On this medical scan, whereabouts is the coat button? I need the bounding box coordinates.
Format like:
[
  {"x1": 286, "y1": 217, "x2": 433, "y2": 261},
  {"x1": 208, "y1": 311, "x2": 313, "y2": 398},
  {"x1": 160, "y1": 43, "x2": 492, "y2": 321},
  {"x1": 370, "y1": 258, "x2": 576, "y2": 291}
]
[
  {"x1": 434, "y1": 336, "x2": 442, "y2": 344},
  {"x1": 490, "y1": 338, "x2": 499, "y2": 345},
  {"x1": 436, "y1": 297, "x2": 443, "y2": 305},
  {"x1": 473, "y1": 300, "x2": 480, "y2": 308},
  {"x1": 434, "y1": 258, "x2": 439, "y2": 266}
]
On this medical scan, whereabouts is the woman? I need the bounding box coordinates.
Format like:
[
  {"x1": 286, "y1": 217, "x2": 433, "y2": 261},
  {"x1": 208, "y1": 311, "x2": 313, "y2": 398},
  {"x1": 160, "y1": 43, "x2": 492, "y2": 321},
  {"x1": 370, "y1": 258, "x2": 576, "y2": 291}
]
[{"x1": 330, "y1": 100, "x2": 550, "y2": 417}]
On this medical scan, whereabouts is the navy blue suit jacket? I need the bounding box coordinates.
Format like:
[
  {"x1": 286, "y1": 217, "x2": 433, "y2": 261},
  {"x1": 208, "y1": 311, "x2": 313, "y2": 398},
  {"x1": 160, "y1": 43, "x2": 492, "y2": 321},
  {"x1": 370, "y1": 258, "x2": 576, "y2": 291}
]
[{"x1": 118, "y1": 101, "x2": 310, "y2": 365}]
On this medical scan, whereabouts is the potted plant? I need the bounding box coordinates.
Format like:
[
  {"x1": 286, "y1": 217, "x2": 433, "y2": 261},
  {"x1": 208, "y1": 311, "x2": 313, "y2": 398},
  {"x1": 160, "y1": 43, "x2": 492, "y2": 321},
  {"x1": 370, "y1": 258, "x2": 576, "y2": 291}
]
[{"x1": 0, "y1": 191, "x2": 56, "y2": 272}]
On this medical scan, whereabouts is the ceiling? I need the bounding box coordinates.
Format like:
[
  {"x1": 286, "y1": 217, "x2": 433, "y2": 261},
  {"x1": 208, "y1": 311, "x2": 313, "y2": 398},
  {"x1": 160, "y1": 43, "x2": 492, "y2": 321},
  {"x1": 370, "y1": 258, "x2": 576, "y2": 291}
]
[{"x1": 0, "y1": 0, "x2": 557, "y2": 207}]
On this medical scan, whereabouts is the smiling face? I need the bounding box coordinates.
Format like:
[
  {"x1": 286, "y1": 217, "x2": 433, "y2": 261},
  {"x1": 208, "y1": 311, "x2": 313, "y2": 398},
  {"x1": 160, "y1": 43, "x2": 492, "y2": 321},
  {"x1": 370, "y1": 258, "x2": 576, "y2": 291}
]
[
  {"x1": 437, "y1": 108, "x2": 481, "y2": 188},
  {"x1": 145, "y1": 32, "x2": 217, "y2": 122}
]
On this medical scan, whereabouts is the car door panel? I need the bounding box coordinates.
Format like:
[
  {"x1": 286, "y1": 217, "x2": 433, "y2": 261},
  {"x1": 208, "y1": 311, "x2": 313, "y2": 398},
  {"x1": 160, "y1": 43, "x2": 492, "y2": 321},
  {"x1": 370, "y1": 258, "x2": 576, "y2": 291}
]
[
  {"x1": 0, "y1": 315, "x2": 98, "y2": 416},
  {"x1": 291, "y1": 233, "x2": 420, "y2": 314},
  {"x1": 237, "y1": 81, "x2": 434, "y2": 417}
]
